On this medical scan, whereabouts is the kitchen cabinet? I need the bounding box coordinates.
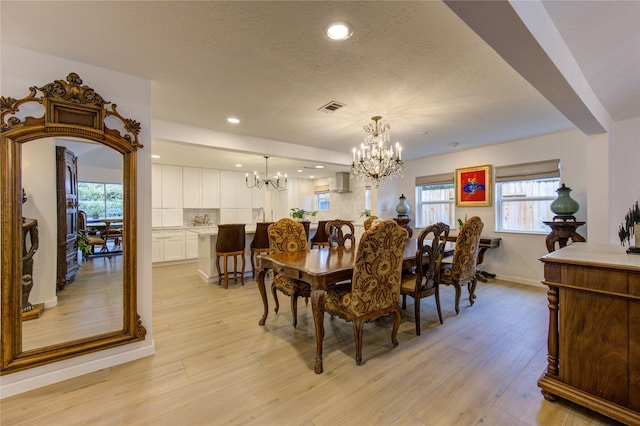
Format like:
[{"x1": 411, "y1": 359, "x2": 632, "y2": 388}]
[
  {"x1": 152, "y1": 209, "x2": 162, "y2": 228},
  {"x1": 152, "y1": 208, "x2": 183, "y2": 228},
  {"x1": 152, "y1": 164, "x2": 162, "y2": 209},
  {"x1": 186, "y1": 232, "x2": 198, "y2": 259},
  {"x1": 160, "y1": 165, "x2": 183, "y2": 208},
  {"x1": 202, "y1": 168, "x2": 220, "y2": 208},
  {"x1": 152, "y1": 229, "x2": 186, "y2": 262},
  {"x1": 220, "y1": 170, "x2": 252, "y2": 209},
  {"x1": 183, "y1": 167, "x2": 220, "y2": 209},
  {"x1": 182, "y1": 167, "x2": 202, "y2": 208}
]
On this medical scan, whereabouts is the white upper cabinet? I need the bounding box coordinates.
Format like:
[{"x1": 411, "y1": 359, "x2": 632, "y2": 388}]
[
  {"x1": 252, "y1": 186, "x2": 267, "y2": 209},
  {"x1": 152, "y1": 164, "x2": 162, "y2": 209},
  {"x1": 236, "y1": 171, "x2": 252, "y2": 208},
  {"x1": 202, "y1": 169, "x2": 220, "y2": 208},
  {"x1": 160, "y1": 165, "x2": 183, "y2": 208},
  {"x1": 182, "y1": 167, "x2": 202, "y2": 209},
  {"x1": 220, "y1": 170, "x2": 252, "y2": 209}
]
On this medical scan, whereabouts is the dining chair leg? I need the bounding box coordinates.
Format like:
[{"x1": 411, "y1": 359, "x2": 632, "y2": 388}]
[
  {"x1": 271, "y1": 284, "x2": 280, "y2": 313},
  {"x1": 435, "y1": 285, "x2": 444, "y2": 324},
  {"x1": 391, "y1": 308, "x2": 401, "y2": 347},
  {"x1": 250, "y1": 252, "x2": 256, "y2": 278},
  {"x1": 353, "y1": 318, "x2": 364, "y2": 365},
  {"x1": 240, "y1": 254, "x2": 245, "y2": 285},
  {"x1": 414, "y1": 296, "x2": 421, "y2": 336},
  {"x1": 215, "y1": 255, "x2": 222, "y2": 286},
  {"x1": 223, "y1": 255, "x2": 229, "y2": 289},
  {"x1": 454, "y1": 283, "x2": 461, "y2": 314},
  {"x1": 290, "y1": 295, "x2": 298, "y2": 328},
  {"x1": 401, "y1": 294, "x2": 407, "y2": 310},
  {"x1": 468, "y1": 277, "x2": 477, "y2": 305}
]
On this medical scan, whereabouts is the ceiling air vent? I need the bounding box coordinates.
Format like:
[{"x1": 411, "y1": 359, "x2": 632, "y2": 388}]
[{"x1": 318, "y1": 101, "x2": 346, "y2": 114}]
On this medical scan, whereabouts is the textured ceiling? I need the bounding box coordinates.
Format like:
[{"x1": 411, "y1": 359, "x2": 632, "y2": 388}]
[{"x1": 1, "y1": 1, "x2": 638, "y2": 178}]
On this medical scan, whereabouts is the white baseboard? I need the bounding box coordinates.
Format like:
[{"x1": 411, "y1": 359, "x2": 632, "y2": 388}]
[{"x1": 0, "y1": 342, "x2": 155, "y2": 398}]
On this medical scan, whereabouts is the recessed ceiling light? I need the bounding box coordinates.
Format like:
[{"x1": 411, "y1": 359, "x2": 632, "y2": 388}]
[
  {"x1": 235, "y1": 164, "x2": 242, "y2": 168},
  {"x1": 449, "y1": 142, "x2": 460, "y2": 148},
  {"x1": 227, "y1": 117, "x2": 240, "y2": 124},
  {"x1": 325, "y1": 21, "x2": 353, "y2": 41},
  {"x1": 151, "y1": 154, "x2": 160, "y2": 159},
  {"x1": 297, "y1": 169, "x2": 303, "y2": 173},
  {"x1": 314, "y1": 165, "x2": 325, "y2": 169},
  {"x1": 309, "y1": 175, "x2": 315, "y2": 179}
]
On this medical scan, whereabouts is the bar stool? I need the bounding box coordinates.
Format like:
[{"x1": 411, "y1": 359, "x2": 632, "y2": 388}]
[
  {"x1": 215, "y1": 224, "x2": 246, "y2": 289},
  {"x1": 250, "y1": 222, "x2": 273, "y2": 278},
  {"x1": 310, "y1": 220, "x2": 330, "y2": 248}
]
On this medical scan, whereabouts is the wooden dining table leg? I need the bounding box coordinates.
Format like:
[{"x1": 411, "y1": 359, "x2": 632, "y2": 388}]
[
  {"x1": 311, "y1": 288, "x2": 326, "y2": 374},
  {"x1": 257, "y1": 269, "x2": 269, "y2": 325}
]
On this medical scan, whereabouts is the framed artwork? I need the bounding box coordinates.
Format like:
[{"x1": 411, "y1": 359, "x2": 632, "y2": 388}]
[{"x1": 456, "y1": 164, "x2": 492, "y2": 207}]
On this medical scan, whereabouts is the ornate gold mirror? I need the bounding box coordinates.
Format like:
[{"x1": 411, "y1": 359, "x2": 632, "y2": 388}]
[{"x1": 1, "y1": 73, "x2": 146, "y2": 373}]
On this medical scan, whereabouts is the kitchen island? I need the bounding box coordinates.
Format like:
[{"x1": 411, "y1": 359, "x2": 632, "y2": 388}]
[{"x1": 189, "y1": 223, "x2": 317, "y2": 283}]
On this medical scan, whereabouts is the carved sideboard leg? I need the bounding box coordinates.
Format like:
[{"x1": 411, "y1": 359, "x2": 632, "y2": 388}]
[
  {"x1": 547, "y1": 286, "x2": 559, "y2": 377},
  {"x1": 541, "y1": 389, "x2": 558, "y2": 402}
]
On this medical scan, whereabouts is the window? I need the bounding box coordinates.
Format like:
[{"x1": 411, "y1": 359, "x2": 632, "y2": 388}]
[
  {"x1": 78, "y1": 182, "x2": 123, "y2": 220},
  {"x1": 415, "y1": 173, "x2": 455, "y2": 227},
  {"x1": 495, "y1": 160, "x2": 560, "y2": 233},
  {"x1": 314, "y1": 185, "x2": 330, "y2": 211},
  {"x1": 364, "y1": 186, "x2": 372, "y2": 211}
]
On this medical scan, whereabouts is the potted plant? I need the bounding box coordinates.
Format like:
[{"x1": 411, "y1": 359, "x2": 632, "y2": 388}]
[
  {"x1": 359, "y1": 209, "x2": 371, "y2": 218},
  {"x1": 289, "y1": 208, "x2": 317, "y2": 221},
  {"x1": 77, "y1": 232, "x2": 92, "y2": 261}
]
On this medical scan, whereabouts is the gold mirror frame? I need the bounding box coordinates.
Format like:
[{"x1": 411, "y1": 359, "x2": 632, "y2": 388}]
[{"x1": 1, "y1": 73, "x2": 146, "y2": 374}]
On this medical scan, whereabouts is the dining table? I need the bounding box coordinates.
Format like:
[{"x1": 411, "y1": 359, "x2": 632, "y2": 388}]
[
  {"x1": 86, "y1": 219, "x2": 123, "y2": 251},
  {"x1": 256, "y1": 238, "x2": 418, "y2": 374}
]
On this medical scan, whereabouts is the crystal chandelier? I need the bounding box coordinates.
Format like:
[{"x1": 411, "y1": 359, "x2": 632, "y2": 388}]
[
  {"x1": 351, "y1": 116, "x2": 403, "y2": 188},
  {"x1": 245, "y1": 156, "x2": 287, "y2": 190}
]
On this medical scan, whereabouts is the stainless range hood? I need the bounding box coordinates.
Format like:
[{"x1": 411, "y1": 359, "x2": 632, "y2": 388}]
[{"x1": 330, "y1": 172, "x2": 351, "y2": 193}]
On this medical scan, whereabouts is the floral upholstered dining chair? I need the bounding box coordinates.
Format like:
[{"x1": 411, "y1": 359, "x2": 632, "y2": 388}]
[
  {"x1": 439, "y1": 216, "x2": 483, "y2": 314},
  {"x1": 267, "y1": 218, "x2": 311, "y2": 328},
  {"x1": 363, "y1": 215, "x2": 379, "y2": 231},
  {"x1": 324, "y1": 220, "x2": 408, "y2": 365}
]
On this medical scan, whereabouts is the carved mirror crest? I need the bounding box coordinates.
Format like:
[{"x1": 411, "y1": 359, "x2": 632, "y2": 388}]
[{"x1": 1, "y1": 73, "x2": 146, "y2": 373}]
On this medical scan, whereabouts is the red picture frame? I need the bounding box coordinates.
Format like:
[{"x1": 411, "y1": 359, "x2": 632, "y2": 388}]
[{"x1": 455, "y1": 164, "x2": 492, "y2": 207}]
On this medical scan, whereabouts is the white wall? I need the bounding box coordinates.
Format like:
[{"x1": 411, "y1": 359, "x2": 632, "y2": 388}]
[
  {"x1": 378, "y1": 129, "x2": 586, "y2": 286},
  {"x1": 609, "y1": 117, "x2": 640, "y2": 243},
  {"x1": 1, "y1": 44, "x2": 154, "y2": 397},
  {"x1": 22, "y1": 140, "x2": 58, "y2": 308}
]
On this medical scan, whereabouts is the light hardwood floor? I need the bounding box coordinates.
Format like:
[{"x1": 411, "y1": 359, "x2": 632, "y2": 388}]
[{"x1": 1, "y1": 263, "x2": 623, "y2": 425}]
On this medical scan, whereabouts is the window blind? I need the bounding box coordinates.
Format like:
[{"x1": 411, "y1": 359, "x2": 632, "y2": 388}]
[
  {"x1": 415, "y1": 172, "x2": 454, "y2": 187},
  {"x1": 495, "y1": 159, "x2": 560, "y2": 182},
  {"x1": 314, "y1": 184, "x2": 330, "y2": 194}
]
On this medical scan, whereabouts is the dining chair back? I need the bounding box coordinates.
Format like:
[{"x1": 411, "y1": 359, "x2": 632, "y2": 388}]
[
  {"x1": 249, "y1": 222, "x2": 274, "y2": 278},
  {"x1": 363, "y1": 215, "x2": 379, "y2": 231},
  {"x1": 439, "y1": 216, "x2": 484, "y2": 314},
  {"x1": 78, "y1": 210, "x2": 107, "y2": 257},
  {"x1": 401, "y1": 222, "x2": 450, "y2": 335},
  {"x1": 326, "y1": 219, "x2": 356, "y2": 247},
  {"x1": 310, "y1": 220, "x2": 330, "y2": 248},
  {"x1": 215, "y1": 223, "x2": 246, "y2": 289},
  {"x1": 324, "y1": 220, "x2": 408, "y2": 365},
  {"x1": 267, "y1": 218, "x2": 311, "y2": 327}
]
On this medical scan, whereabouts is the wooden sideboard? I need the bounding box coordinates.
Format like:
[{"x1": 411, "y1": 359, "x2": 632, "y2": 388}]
[{"x1": 539, "y1": 243, "x2": 640, "y2": 425}]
